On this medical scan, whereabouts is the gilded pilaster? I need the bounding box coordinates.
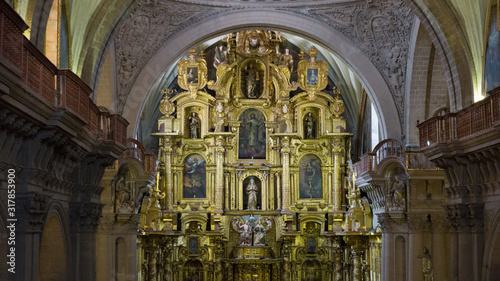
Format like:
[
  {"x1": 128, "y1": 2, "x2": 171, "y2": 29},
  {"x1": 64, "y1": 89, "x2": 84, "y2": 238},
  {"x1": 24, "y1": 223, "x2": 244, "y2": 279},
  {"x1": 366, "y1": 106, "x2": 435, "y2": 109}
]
[
  {"x1": 281, "y1": 137, "x2": 291, "y2": 211},
  {"x1": 333, "y1": 146, "x2": 343, "y2": 211},
  {"x1": 215, "y1": 136, "x2": 225, "y2": 212},
  {"x1": 164, "y1": 137, "x2": 174, "y2": 211}
]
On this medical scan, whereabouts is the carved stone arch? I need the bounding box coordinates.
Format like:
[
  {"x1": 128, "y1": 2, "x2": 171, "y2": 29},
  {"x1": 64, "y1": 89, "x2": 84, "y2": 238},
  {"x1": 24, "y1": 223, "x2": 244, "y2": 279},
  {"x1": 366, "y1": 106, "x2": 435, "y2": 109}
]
[
  {"x1": 403, "y1": 0, "x2": 474, "y2": 111},
  {"x1": 26, "y1": 0, "x2": 54, "y2": 49},
  {"x1": 127, "y1": 9, "x2": 400, "y2": 140},
  {"x1": 39, "y1": 203, "x2": 71, "y2": 281},
  {"x1": 117, "y1": 160, "x2": 144, "y2": 180}
]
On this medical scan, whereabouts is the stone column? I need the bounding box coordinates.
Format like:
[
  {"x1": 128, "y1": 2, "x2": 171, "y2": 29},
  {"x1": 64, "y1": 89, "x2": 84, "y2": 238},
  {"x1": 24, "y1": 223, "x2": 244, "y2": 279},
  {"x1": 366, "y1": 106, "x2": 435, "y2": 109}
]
[
  {"x1": 377, "y1": 213, "x2": 394, "y2": 281},
  {"x1": 215, "y1": 136, "x2": 225, "y2": 212},
  {"x1": 281, "y1": 137, "x2": 291, "y2": 211}
]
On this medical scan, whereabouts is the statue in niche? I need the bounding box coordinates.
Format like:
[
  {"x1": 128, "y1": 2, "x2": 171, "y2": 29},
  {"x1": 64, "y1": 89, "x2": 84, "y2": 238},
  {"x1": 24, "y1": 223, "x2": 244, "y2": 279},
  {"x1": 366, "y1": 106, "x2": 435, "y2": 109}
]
[
  {"x1": 244, "y1": 62, "x2": 260, "y2": 98},
  {"x1": 386, "y1": 169, "x2": 407, "y2": 211},
  {"x1": 246, "y1": 178, "x2": 259, "y2": 210},
  {"x1": 189, "y1": 113, "x2": 200, "y2": 139},
  {"x1": 304, "y1": 112, "x2": 315, "y2": 139}
]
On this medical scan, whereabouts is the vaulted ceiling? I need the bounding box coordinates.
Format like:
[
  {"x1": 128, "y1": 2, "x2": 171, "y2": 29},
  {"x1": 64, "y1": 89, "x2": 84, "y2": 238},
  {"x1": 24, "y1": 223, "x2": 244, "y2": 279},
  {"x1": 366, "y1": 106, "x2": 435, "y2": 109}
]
[{"x1": 14, "y1": 0, "x2": 494, "y2": 150}]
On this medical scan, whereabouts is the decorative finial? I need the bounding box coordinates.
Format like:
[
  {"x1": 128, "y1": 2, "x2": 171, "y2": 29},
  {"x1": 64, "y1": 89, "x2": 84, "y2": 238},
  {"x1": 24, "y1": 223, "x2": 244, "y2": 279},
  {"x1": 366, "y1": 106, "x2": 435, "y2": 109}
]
[{"x1": 308, "y1": 46, "x2": 318, "y2": 58}]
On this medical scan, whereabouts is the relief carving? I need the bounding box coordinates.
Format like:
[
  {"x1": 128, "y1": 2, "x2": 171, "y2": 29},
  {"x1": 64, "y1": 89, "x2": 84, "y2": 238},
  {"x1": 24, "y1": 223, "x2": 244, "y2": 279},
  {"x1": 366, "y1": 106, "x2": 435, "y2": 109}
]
[{"x1": 114, "y1": 0, "x2": 222, "y2": 113}]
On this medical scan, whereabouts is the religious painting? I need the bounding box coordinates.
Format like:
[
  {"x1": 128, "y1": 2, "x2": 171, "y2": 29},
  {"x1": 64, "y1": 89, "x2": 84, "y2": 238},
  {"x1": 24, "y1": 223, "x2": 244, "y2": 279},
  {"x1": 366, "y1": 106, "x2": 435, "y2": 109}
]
[
  {"x1": 303, "y1": 112, "x2": 316, "y2": 139},
  {"x1": 307, "y1": 68, "x2": 318, "y2": 85},
  {"x1": 187, "y1": 67, "x2": 199, "y2": 84},
  {"x1": 238, "y1": 109, "x2": 266, "y2": 159},
  {"x1": 242, "y1": 176, "x2": 261, "y2": 210},
  {"x1": 188, "y1": 237, "x2": 198, "y2": 255},
  {"x1": 183, "y1": 154, "x2": 206, "y2": 198},
  {"x1": 485, "y1": 7, "x2": 500, "y2": 92},
  {"x1": 242, "y1": 61, "x2": 263, "y2": 98},
  {"x1": 307, "y1": 237, "x2": 316, "y2": 253},
  {"x1": 299, "y1": 154, "x2": 322, "y2": 199}
]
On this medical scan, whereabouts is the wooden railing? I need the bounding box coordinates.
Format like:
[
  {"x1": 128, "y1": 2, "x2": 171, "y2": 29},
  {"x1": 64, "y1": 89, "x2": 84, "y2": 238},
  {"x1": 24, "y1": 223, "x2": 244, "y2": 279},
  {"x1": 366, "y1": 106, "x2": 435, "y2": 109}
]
[
  {"x1": 417, "y1": 88, "x2": 500, "y2": 148},
  {"x1": 123, "y1": 138, "x2": 157, "y2": 174},
  {"x1": 0, "y1": 2, "x2": 128, "y2": 148},
  {"x1": 354, "y1": 139, "x2": 436, "y2": 175}
]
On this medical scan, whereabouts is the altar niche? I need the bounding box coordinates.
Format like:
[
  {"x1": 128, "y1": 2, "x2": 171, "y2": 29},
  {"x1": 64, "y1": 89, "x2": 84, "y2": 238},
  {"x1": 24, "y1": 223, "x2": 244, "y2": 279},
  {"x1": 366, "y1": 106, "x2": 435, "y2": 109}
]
[
  {"x1": 303, "y1": 112, "x2": 317, "y2": 139},
  {"x1": 299, "y1": 154, "x2": 322, "y2": 199},
  {"x1": 238, "y1": 109, "x2": 266, "y2": 159},
  {"x1": 183, "y1": 154, "x2": 207, "y2": 198},
  {"x1": 241, "y1": 59, "x2": 265, "y2": 99},
  {"x1": 243, "y1": 177, "x2": 262, "y2": 210}
]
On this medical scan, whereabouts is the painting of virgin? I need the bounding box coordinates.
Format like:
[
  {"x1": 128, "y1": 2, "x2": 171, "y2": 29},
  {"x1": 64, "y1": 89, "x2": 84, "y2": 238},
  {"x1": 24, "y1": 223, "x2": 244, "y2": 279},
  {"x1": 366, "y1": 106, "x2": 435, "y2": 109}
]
[
  {"x1": 307, "y1": 68, "x2": 318, "y2": 85},
  {"x1": 183, "y1": 154, "x2": 206, "y2": 198},
  {"x1": 299, "y1": 154, "x2": 322, "y2": 198},
  {"x1": 238, "y1": 109, "x2": 266, "y2": 159}
]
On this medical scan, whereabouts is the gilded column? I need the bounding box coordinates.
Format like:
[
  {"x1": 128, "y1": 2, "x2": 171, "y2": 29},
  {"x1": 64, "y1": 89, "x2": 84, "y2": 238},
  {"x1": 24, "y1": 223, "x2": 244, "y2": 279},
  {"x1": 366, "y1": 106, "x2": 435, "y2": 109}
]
[
  {"x1": 333, "y1": 236, "x2": 344, "y2": 281},
  {"x1": 224, "y1": 172, "x2": 230, "y2": 211},
  {"x1": 215, "y1": 136, "x2": 225, "y2": 212},
  {"x1": 333, "y1": 146, "x2": 343, "y2": 211},
  {"x1": 147, "y1": 245, "x2": 159, "y2": 281},
  {"x1": 164, "y1": 138, "x2": 174, "y2": 211},
  {"x1": 276, "y1": 172, "x2": 281, "y2": 210},
  {"x1": 281, "y1": 137, "x2": 291, "y2": 211},
  {"x1": 345, "y1": 236, "x2": 366, "y2": 281}
]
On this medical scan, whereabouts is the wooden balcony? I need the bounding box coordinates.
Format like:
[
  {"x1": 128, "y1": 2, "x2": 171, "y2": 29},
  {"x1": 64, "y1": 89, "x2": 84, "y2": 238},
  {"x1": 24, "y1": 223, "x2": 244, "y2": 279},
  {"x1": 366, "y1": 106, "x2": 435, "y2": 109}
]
[
  {"x1": 417, "y1": 88, "x2": 500, "y2": 148},
  {"x1": 0, "y1": 2, "x2": 128, "y2": 149}
]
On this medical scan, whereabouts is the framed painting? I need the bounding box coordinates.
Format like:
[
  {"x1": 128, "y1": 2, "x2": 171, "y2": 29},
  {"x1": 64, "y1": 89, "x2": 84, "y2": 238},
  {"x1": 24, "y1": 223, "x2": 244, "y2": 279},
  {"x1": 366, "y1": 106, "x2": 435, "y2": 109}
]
[
  {"x1": 299, "y1": 154, "x2": 322, "y2": 199},
  {"x1": 238, "y1": 109, "x2": 266, "y2": 159},
  {"x1": 183, "y1": 154, "x2": 206, "y2": 198},
  {"x1": 187, "y1": 67, "x2": 199, "y2": 84},
  {"x1": 306, "y1": 68, "x2": 318, "y2": 85}
]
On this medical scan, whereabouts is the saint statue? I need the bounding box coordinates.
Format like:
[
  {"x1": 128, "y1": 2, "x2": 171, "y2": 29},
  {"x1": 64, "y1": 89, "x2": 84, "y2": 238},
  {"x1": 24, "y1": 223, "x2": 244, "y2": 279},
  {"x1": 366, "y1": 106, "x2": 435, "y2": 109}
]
[
  {"x1": 244, "y1": 63, "x2": 259, "y2": 98},
  {"x1": 213, "y1": 45, "x2": 228, "y2": 68},
  {"x1": 280, "y1": 48, "x2": 294, "y2": 72},
  {"x1": 305, "y1": 112, "x2": 315, "y2": 139},
  {"x1": 253, "y1": 219, "x2": 266, "y2": 245},
  {"x1": 189, "y1": 113, "x2": 199, "y2": 139},
  {"x1": 419, "y1": 247, "x2": 434, "y2": 281},
  {"x1": 239, "y1": 220, "x2": 252, "y2": 245},
  {"x1": 246, "y1": 178, "x2": 258, "y2": 210}
]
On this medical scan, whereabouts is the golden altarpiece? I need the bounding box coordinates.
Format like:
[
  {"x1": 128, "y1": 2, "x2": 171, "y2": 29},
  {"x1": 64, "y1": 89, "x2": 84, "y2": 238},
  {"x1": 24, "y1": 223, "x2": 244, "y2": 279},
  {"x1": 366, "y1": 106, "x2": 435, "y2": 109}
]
[{"x1": 138, "y1": 31, "x2": 380, "y2": 281}]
